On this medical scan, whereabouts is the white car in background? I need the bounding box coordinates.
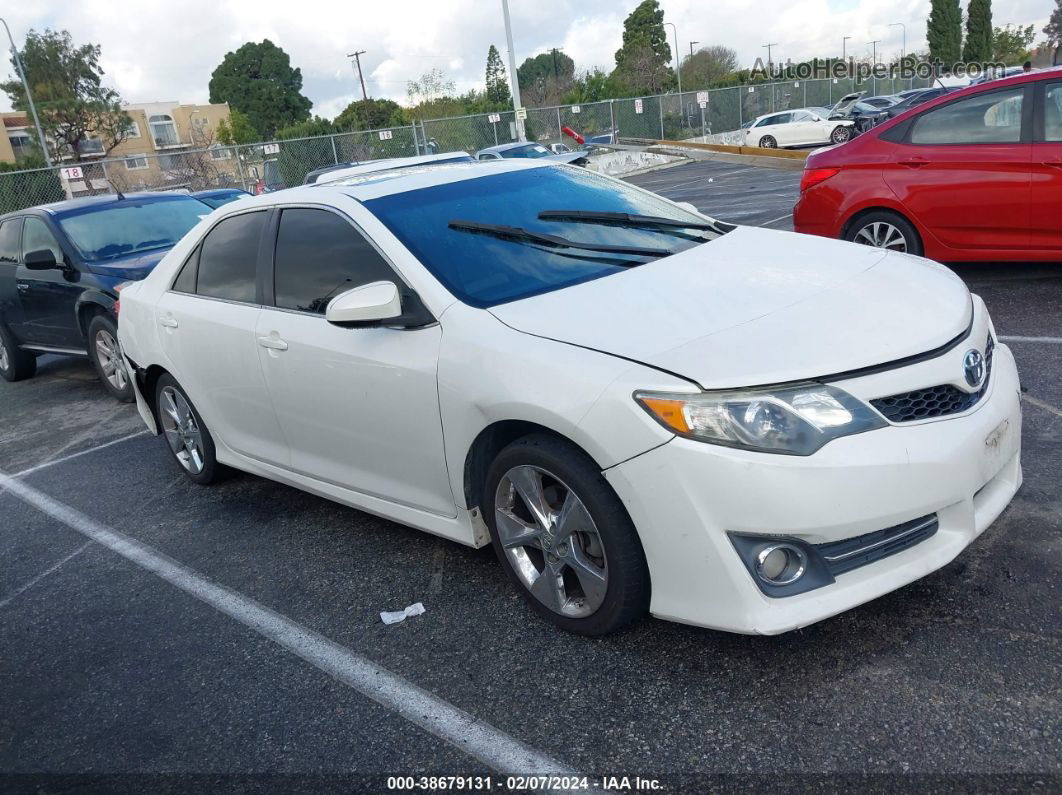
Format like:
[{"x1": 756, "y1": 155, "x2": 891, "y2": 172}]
[
  {"x1": 118, "y1": 159, "x2": 1021, "y2": 637},
  {"x1": 743, "y1": 108, "x2": 855, "y2": 149}
]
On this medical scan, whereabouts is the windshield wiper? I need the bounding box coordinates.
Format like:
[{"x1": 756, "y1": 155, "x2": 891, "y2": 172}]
[
  {"x1": 538, "y1": 210, "x2": 722, "y2": 233},
  {"x1": 447, "y1": 220, "x2": 671, "y2": 258}
]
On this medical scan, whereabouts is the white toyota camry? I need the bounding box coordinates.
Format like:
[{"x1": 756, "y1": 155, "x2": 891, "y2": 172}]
[{"x1": 117, "y1": 160, "x2": 1022, "y2": 636}]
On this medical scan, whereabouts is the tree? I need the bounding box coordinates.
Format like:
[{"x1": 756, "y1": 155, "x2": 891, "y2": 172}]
[
  {"x1": 1045, "y1": 0, "x2": 1062, "y2": 48},
  {"x1": 612, "y1": 0, "x2": 675, "y2": 95},
  {"x1": 993, "y1": 24, "x2": 1036, "y2": 64},
  {"x1": 406, "y1": 68, "x2": 456, "y2": 106},
  {"x1": 0, "y1": 29, "x2": 131, "y2": 161},
  {"x1": 276, "y1": 116, "x2": 334, "y2": 140},
  {"x1": 927, "y1": 0, "x2": 963, "y2": 65},
  {"x1": 334, "y1": 98, "x2": 407, "y2": 131},
  {"x1": 963, "y1": 0, "x2": 993, "y2": 62},
  {"x1": 679, "y1": 45, "x2": 738, "y2": 89},
  {"x1": 485, "y1": 45, "x2": 511, "y2": 105},
  {"x1": 516, "y1": 50, "x2": 575, "y2": 106},
  {"x1": 216, "y1": 109, "x2": 258, "y2": 145},
  {"x1": 208, "y1": 40, "x2": 312, "y2": 139}
]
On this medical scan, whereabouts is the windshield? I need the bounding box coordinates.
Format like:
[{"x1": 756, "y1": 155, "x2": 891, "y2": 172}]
[
  {"x1": 57, "y1": 197, "x2": 208, "y2": 261},
  {"x1": 364, "y1": 166, "x2": 719, "y2": 307},
  {"x1": 501, "y1": 144, "x2": 552, "y2": 159}
]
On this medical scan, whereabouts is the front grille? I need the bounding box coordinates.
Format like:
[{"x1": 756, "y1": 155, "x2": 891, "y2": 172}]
[
  {"x1": 871, "y1": 335, "x2": 994, "y2": 423},
  {"x1": 815, "y1": 514, "x2": 938, "y2": 576}
]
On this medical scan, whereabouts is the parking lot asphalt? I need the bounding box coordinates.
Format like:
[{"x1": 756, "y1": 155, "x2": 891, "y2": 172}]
[{"x1": 1, "y1": 160, "x2": 1060, "y2": 791}]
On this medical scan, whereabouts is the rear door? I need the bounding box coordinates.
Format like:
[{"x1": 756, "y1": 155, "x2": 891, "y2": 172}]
[
  {"x1": 255, "y1": 206, "x2": 455, "y2": 516},
  {"x1": 0, "y1": 218, "x2": 25, "y2": 338},
  {"x1": 154, "y1": 208, "x2": 290, "y2": 466},
  {"x1": 1030, "y1": 79, "x2": 1062, "y2": 249},
  {"x1": 16, "y1": 216, "x2": 84, "y2": 348},
  {"x1": 882, "y1": 85, "x2": 1032, "y2": 252},
  {"x1": 787, "y1": 111, "x2": 821, "y2": 145}
]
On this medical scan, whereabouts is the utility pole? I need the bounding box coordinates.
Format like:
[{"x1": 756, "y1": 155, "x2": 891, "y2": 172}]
[
  {"x1": 889, "y1": 22, "x2": 906, "y2": 61},
  {"x1": 763, "y1": 42, "x2": 779, "y2": 73},
  {"x1": 842, "y1": 36, "x2": 851, "y2": 62},
  {"x1": 690, "y1": 41, "x2": 699, "y2": 60},
  {"x1": 664, "y1": 22, "x2": 681, "y2": 96},
  {"x1": 550, "y1": 47, "x2": 561, "y2": 79},
  {"x1": 500, "y1": 0, "x2": 525, "y2": 141},
  {"x1": 869, "y1": 39, "x2": 880, "y2": 64},
  {"x1": 1, "y1": 18, "x2": 51, "y2": 166},
  {"x1": 347, "y1": 50, "x2": 368, "y2": 101}
]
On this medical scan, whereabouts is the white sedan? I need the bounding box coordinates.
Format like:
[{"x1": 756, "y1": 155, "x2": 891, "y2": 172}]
[
  {"x1": 743, "y1": 108, "x2": 854, "y2": 148},
  {"x1": 118, "y1": 159, "x2": 1021, "y2": 636}
]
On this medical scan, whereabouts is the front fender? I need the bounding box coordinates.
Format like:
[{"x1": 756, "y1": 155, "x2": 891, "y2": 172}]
[{"x1": 74, "y1": 289, "x2": 117, "y2": 337}]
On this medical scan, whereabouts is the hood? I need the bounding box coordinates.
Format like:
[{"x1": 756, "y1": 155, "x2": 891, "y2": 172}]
[
  {"x1": 488, "y1": 226, "x2": 971, "y2": 389},
  {"x1": 547, "y1": 151, "x2": 589, "y2": 165},
  {"x1": 83, "y1": 248, "x2": 171, "y2": 282}
]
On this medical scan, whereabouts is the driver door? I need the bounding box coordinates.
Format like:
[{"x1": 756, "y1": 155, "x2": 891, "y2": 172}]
[
  {"x1": 16, "y1": 216, "x2": 83, "y2": 348},
  {"x1": 255, "y1": 206, "x2": 455, "y2": 517}
]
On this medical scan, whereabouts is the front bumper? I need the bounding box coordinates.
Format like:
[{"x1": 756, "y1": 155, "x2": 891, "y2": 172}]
[{"x1": 605, "y1": 343, "x2": 1022, "y2": 634}]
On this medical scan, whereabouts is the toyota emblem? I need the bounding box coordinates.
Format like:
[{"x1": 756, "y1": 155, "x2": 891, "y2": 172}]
[{"x1": 963, "y1": 349, "x2": 985, "y2": 388}]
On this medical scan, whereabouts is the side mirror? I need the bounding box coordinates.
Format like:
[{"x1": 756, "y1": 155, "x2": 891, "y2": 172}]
[
  {"x1": 24, "y1": 249, "x2": 59, "y2": 270},
  {"x1": 326, "y1": 281, "x2": 402, "y2": 326}
]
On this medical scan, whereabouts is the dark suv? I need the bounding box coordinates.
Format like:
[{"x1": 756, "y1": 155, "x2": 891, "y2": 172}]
[{"x1": 0, "y1": 192, "x2": 210, "y2": 400}]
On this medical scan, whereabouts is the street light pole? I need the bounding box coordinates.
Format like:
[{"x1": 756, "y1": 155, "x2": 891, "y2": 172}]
[
  {"x1": 869, "y1": 39, "x2": 880, "y2": 64},
  {"x1": 500, "y1": 0, "x2": 525, "y2": 141},
  {"x1": 889, "y1": 22, "x2": 906, "y2": 61},
  {"x1": 842, "y1": 36, "x2": 852, "y2": 62},
  {"x1": 690, "y1": 41, "x2": 699, "y2": 60},
  {"x1": 347, "y1": 50, "x2": 368, "y2": 101},
  {"x1": 663, "y1": 22, "x2": 681, "y2": 96},
  {"x1": 1, "y1": 18, "x2": 51, "y2": 166}
]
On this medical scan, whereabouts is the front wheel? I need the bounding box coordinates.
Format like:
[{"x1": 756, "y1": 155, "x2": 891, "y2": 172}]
[
  {"x1": 155, "y1": 373, "x2": 223, "y2": 484},
  {"x1": 484, "y1": 434, "x2": 650, "y2": 636},
  {"x1": 88, "y1": 314, "x2": 133, "y2": 402},
  {"x1": 757, "y1": 135, "x2": 777, "y2": 149},
  {"x1": 830, "y1": 125, "x2": 852, "y2": 144},
  {"x1": 844, "y1": 210, "x2": 923, "y2": 256}
]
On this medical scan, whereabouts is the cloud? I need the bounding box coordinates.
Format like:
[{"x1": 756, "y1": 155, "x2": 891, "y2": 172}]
[{"x1": 1, "y1": 0, "x2": 1052, "y2": 116}]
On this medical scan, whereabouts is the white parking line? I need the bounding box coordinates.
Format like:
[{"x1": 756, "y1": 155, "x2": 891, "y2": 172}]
[
  {"x1": 14, "y1": 430, "x2": 149, "y2": 478},
  {"x1": 999, "y1": 335, "x2": 1062, "y2": 345},
  {"x1": 0, "y1": 472, "x2": 591, "y2": 781},
  {"x1": 762, "y1": 213, "x2": 794, "y2": 226},
  {"x1": 1022, "y1": 393, "x2": 1062, "y2": 419},
  {"x1": 0, "y1": 541, "x2": 91, "y2": 610}
]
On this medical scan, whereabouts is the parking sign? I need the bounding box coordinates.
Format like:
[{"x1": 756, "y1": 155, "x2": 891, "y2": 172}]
[
  {"x1": 379, "y1": 130, "x2": 393, "y2": 140},
  {"x1": 60, "y1": 166, "x2": 84, "y2": 181},
  {"x1": 634, "y1": 99, "x2": 643, "y2": 114}
]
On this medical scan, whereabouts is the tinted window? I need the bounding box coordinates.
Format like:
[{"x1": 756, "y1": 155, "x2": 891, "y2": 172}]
[
  {"x1": 196, "y1": 212, "x2": 266, "y2": 303},
  {"x1": 172, "y1": 246, "x2": 200, "y2": 293},
  {"x1": 792, "y1": 111, "x2": 813, "y2": 122},
  {"x1": 274, "y1": 209, "x2": 396, "y2": 314},
  {"x1": 365, "y1": 167, "x2": 719, "y2": 308},
  {"x1": 23, "y1": 217, "x2": 65, "y2": 265},
  {"x1": 56, "y1": 197, "x2": 209, "y2": 261},
  {"x1": 910, "y1": 88, "x2": 1024, "y2": 144},
  {"x1": 1045, "y1": 83, "x2": 1062, "y2": 142},
  {"x1": 0, "y1": 218, "x2": 22, "y2": 264}
]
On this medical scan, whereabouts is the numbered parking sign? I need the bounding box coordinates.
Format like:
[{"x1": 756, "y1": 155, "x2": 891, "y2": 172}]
[
  {"x1": 60, "y1": 166, "x2": 84, "y2": 181},
  {"x1": 263, "y1": 143, "x2": 280, "y2": 155},
  {"x1": 571, "y1": 105, "x2": 581, "y2": 114},
  {"x1": 379, "y1": 130, "x2": 393, "y2": 140},
  {"x1": 696, "y1": 91, "x2": 709, "y2": 105},
  {"x1": 488, "y1": 113, "x2": 501, "y2": 124},
  {"x1": 634, "y1": 99, "x2": 643, "y2": 114}
]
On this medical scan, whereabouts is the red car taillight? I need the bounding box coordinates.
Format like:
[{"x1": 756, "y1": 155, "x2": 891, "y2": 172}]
[{"x1": 799, "y1": 167, "x2": 840, "y2": 193}]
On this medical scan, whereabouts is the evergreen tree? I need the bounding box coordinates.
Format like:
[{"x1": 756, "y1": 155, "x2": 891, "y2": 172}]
[
  {"x1": 485, "y1": 45, "x2": 511, "y2": 105},
  {"x1": 963, "y1": 0, "x2": 993, "y2": 62},
  {"x1": 1045, "y1": 0, "x2": 1062, "y2": 48},
  {"x1": 612, "y1": 0, "x2": 675, "y2": 95},
  {"x1": 927, "y1": 0, "x2": 963, "y2": 65},
  {"x1": 208, "y1": 40, "x2": 312, "y2": 139}
]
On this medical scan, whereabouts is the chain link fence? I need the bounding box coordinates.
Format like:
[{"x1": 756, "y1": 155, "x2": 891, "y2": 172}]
[{"x1": 0, "y1": 75, "x2": 935, "y2": 214}]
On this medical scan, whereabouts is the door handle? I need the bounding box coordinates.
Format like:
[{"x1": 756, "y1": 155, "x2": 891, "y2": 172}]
[
  {"x1": 16, "y1": 282, "x2": 29, "y2": 293},
  {"x1": 899, "y1": 158, "x2": 929, "y2": 168},
  {"x1": 158, "y1": 316, "x2": 179, "y2": 329},
  {"x1": 257, "y1": 335, "x2": 288, "y2": 351},
  {"x1": 1043, "y1": 159, "x2": 1062, "y2": 169}
]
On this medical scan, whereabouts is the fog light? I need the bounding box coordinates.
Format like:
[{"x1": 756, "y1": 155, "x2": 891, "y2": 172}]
[{"x1": 755, "y1": 544, "x2": 807, "y2": 585}]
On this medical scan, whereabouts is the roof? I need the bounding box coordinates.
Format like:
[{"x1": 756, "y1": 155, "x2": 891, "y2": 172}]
[
  {"x1": 32, "y1": 191, "x2": 209, "y2": 217},
  {"x1": 475, "y1": 142, "x2": 542, "y2": 155},
  {"x1": 311, "y1": 152, "x2": 474, "y2": 185},
  {"x1": 3, "y1": 116, "x2": 29, "y2": 129},
  {"x1": 192, "y1": 188, "x2": 250, "y2": 198}
]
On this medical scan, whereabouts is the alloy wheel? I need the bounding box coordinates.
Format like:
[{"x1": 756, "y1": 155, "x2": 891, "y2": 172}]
[
  {"x1": 94, "y1": 329, "x2": 128, "y2": 391},
  {"x1": 759, "y1": 136, "x2": 777, "y2": 148},
  {"x1": 831, "y1": 126, "x2": 851, "y2": 143},
  {"x1": 494, "y1": 464, "x2": 608, "y2": 618},
  {"x1": 0, "y1": 336, "x2": 8, "y2": 373},
  {"x1": 854, "y1": 221, "x2": 908, "y2": 252},
  {"x1": 160, "y1": 386, "x2": 205, "y2": 474}
]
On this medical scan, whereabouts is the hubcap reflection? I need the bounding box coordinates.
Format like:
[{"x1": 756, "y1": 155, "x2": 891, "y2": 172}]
[
  {"x1": 95, "y1": 330, "x2": 128, "y2": 390},
  {"x1": 854, "y1": 221, "x2": 907, "y2": 252},
  {"x1": 160, "y1": 386, "x2": 204, "y2": 474}
]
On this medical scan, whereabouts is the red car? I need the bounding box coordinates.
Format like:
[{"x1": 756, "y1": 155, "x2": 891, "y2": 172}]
[{"x1": 794, "y1": 67, "x2": 1062, "y2": 261}]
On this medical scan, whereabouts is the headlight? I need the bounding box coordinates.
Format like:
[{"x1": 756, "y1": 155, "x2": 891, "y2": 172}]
[{"x1": 634, "y1": 383, "x2": 886, "y2": 455}]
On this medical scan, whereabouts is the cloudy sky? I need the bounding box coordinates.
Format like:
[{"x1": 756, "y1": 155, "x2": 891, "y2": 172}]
[{"x1": 1, "y1": 0, "x2": 1053, "y2": 117}]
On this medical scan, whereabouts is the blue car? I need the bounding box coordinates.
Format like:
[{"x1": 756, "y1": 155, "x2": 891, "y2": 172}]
[
  {"x1": 191, "y1": 188, "x2": 253, "y2": 208},
  {"x1": 0, "y1": 192, "x2": 210, "y2": 400}
]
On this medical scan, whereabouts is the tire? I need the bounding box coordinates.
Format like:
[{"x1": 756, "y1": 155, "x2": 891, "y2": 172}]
[
  {"x1": 830, "y1": 125, "x2": 852, "y2": 144},
  {"x1": 758, "y1": 135, "x2": 777, "y2": 149},
  {"x1": 155, "y1": 373, "x2": 223, "y2": 485},
  {"x1": 87, "y1": 313, "x2": 133, "y2": 402},
  {"x1": 0, "y1": 323, "x2": 36, "y2": 382},
  {"x1": 483, "y1": 433, "x2": 650, "y2": 636},
  {"x1": 844, "y1": 210, "x2": 924, "y2": 256}
]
